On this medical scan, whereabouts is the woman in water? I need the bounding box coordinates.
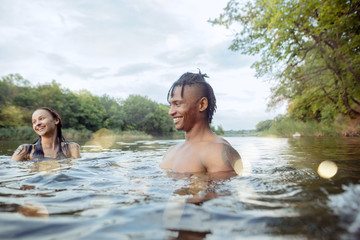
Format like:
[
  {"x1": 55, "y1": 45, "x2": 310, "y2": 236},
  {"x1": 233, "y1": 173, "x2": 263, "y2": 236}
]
[{"x1": 11, "y1": 107, "x2": 81, "y2": 161}]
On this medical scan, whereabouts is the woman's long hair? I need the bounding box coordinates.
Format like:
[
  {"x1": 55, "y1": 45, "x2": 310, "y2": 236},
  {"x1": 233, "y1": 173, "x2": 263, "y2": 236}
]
[{"x1": 30, "y1": 107, "x2": 69, "y2": 160}]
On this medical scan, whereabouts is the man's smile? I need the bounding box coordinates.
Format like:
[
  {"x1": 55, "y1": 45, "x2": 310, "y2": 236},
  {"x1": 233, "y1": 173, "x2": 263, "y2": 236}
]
[{"x1": 173, "y1": 116, "x2": 182, "y2": 124}]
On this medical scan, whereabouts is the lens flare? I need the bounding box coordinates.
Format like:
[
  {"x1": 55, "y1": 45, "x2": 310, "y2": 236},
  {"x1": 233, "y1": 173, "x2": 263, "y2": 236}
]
[
  {"x1": 317, "y1": 160, "x2": 338, "y2": 179},
  {"x1": 233, "y1": 160, "x2": 243, "y2": 175},
  {"x1": 163, "y1": 196, "x2": 186, "y2": 227},
  {"x1": 85, "y1": 128, "x2": 116, "y2": 150}
]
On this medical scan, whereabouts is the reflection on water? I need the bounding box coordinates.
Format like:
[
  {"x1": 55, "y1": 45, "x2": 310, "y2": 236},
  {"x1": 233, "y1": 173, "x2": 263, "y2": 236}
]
[
  {"x1": 17, "y1": 202, "x2": 49, "y2": 218},
  {"x1": 0, "y1": 137, "x2": 360, "y2": 239}
]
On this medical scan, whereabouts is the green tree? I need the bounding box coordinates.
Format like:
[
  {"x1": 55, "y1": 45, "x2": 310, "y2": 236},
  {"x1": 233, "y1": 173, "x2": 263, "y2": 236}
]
[
  {"x1": 0, "y1": 74, "x2": 31, "y2": 107},
  {"x1": 142, "y1": 104, "x2": 175, "y2": 136},
  {"x1": 0, "y1": 74, "x2": 176, "y2": 136},
  {"x1": 0, "y1": 106, "x2": 30, "y2": 127},
  {"x1": 59, "y1": 89, "x2": 83, "y2": 129},
  {"x1": 120, "y1": 95, "x2": 175, "y2": 135},
  {"x1": 0, "y1": 74, "x2": 33, "y2": 127},
  {"x1": 210, "y1": 125, "x2": 225, "y2": 135},
  {"x1": 210, "y1": 0, "x2": 360, "y2": 121},
  {"x1": 100, "y1": 94, "x2": 125, "y2": 130},
  {"x1": 35, "y1": 81, "x2": 66, "y2": 110},
  {"x1": 121, "y1": 95, "x2": 157, "y2": 130},
  {"x1": 75, "y1": 90, "x2": 107, "y2": 131},
  {"x1": 256, "y1": 119, "x2": 273, "y2": 132}
]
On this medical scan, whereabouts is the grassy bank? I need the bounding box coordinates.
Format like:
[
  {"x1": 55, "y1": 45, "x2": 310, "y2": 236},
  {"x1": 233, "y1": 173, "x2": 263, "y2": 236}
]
[
  {"x1": 0, "y1": 127, "x2": 155, "y2": 141},
  {"x1": 259, "y1": 116, "x2": 360, "y2": 137},
  {"x1": 224, "y1": 130, "x2": 257, "y2": 137},
  {"x1": 0, "y1": 126, "x2": 38, "y2": 140},
  {"x1": 0, "y1": 127, "x2": 94, "y2": 141}
]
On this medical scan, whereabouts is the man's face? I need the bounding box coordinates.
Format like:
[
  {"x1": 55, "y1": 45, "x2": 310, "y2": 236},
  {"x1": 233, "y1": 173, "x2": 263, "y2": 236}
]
[{"x1": 168, "y1": 85, "x2": 201, "y2": 132}]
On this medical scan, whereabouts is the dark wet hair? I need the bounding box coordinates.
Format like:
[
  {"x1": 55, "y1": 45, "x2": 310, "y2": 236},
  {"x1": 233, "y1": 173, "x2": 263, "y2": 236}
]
[
  {"x1": 167, "y1": 70, "x2": 217, "y2": 123},
  {"x1": 28, "y1": 107, "x2": 69, "y2": 160}
]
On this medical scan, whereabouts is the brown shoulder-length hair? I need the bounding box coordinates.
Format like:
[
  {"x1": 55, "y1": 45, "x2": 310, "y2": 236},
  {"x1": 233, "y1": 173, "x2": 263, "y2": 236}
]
[{"x1": 29, "y1": 107, "x2": 70, "y2": 160}]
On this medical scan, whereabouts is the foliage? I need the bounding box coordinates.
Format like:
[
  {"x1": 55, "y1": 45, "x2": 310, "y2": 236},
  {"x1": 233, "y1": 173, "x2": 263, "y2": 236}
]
[
  {"x1": 0, "y1": 74, "x2": 31, "y2": 106},
  {"x1": 210, "y1": 0, "x2": 360, "y2": 123},
  {"x1": 100, "y1": 94, "x2": 125, "y2": 130},
  {"x1": 142, "y1": 104, "x2": 176, "y2": 136},
  {"x1": 259, "y1": 115, "x2": 341, "y2": 137},
  {"x1": 256, "y1": 119, "x2": 273, "y2": 132},
  {"x1": 62, "y1": 128, "x2": 93, "y2": 141},
  {"x1": 75, "y1": 90, "x2": 107, "y2": 131},
  {"x1": 0, "y1": 74, "x2": 177, "y2": 138},
  {"x1": 0, "y1": 106, "x2": 30, "y2": 127},
  {"x1": 0, "y1": 126, "x2": 37, "y2": 140},
  {"x1": 120, "y1": 95, "x2": 176, "y2": 135},
  {"x1": 121, "y1": 95, "x2": 157, "y2": 131},
  {"x1": 224, "y1": 129, "x2": 257, "y2": 136},
  {"x1": 211, "y1": 125, "x2": 225, "y2": 136}
]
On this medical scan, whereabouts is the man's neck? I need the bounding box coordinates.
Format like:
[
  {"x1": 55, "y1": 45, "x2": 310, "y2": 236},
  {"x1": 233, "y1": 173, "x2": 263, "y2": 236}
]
[{"x1": 185, "y1": 123, "x2": 215, "y2": 142}]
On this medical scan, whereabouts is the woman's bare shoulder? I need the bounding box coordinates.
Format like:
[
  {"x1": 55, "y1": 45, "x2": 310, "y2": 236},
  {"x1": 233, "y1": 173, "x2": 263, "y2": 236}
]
[
  {"x1": 63, "y1": 142, "x2": 81, "y2": 158},
  {"x1": 10, "y1": 144, "x2": 33, "y2": 161}
]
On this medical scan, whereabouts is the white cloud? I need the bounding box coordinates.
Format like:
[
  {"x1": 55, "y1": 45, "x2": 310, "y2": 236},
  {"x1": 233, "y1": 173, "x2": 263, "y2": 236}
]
[{"x1": 0, "y1": 0, "x2": 286, "y2": 130}]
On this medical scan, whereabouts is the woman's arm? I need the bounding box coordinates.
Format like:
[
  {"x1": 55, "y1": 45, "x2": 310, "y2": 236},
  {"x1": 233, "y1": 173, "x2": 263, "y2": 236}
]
[
  {"x1": 68, "y1": 142, "x2": 81, "y2": 158},
  {"x1": 10, "y1": 144, "x2": 31, "y2": 161}
]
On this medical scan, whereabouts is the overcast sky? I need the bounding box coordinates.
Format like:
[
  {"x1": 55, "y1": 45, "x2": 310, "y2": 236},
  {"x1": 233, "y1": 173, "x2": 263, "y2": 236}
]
[{"x1": 0, "y1": 0, "x2": 285, "y2": 130}]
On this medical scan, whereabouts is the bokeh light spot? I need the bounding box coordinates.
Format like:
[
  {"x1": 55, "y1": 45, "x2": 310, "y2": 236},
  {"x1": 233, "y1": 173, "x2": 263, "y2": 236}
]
[
  {"x1": 85, "y1": 128, "x2": 116, "y2": 150},
  {"x1": 233, "y1": 159, "x2": 244, "y2": 175},
  {"x1": 317, "y1": 160, "x2": 338, "y2": 179}
]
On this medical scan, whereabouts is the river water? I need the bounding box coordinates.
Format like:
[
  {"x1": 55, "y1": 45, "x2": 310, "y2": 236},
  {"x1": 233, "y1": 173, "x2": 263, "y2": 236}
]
[{"x1": 0, "y1": 137, "x2": 359, "y2": 239}]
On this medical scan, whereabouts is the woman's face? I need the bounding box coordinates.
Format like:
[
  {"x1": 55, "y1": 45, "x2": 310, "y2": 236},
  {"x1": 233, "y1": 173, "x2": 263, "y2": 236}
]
[{"x1": 32, "y1": 109, "x2": 59, "y2": 137}]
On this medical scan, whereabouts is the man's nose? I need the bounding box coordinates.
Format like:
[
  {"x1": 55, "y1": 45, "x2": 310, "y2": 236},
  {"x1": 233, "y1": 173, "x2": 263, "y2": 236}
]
[{"x1": 168, "y1": 106, "x2": 175, "y2": 116}]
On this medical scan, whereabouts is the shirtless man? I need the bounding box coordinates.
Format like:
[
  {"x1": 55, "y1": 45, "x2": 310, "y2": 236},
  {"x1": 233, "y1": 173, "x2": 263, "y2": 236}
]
[{"x1": 160, "y1": 71, "x2": 243, "y2": 174}]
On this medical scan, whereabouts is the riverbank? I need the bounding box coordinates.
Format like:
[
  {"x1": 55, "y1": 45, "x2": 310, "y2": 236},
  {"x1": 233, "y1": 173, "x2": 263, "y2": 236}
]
[
  {"x1": 258, "y1": 117, "x2": 360, "y2": 137},
  {"x1": 0, "y1": 126, "x2": 92, "y2": 141},
  {"x1": 0, "y1": 127, "x2": 163, "y2": 141}
]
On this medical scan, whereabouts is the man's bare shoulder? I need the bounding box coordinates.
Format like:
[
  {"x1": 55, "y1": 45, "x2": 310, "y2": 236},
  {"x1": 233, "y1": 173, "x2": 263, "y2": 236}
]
[
  {"x1": 202, "y1": 138, "x2": 242, "y2": 173},
  {"x1": 203, "y1": 136, "x2": 231, "y2": 150},
  {"x1": 164, "y1": 142, "x2": 184, "y2": 156}
]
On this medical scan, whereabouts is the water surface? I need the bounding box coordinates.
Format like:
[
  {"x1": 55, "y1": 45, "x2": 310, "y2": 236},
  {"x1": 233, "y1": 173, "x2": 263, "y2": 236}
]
[{"x1": 0, "y1": 137, "x2": 359, "y2": 239}]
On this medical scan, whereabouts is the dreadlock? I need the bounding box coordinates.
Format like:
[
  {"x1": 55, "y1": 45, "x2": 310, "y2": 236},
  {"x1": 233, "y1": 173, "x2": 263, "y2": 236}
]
[{"x1": 167, "y1": 69, "x2": 217, "y2": 123}]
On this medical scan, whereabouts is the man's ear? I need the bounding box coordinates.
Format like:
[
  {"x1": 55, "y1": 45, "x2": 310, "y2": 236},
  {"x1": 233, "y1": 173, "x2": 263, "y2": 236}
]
[{"x1": 199, "y1": 97, "x2": 208, "y2": 112}]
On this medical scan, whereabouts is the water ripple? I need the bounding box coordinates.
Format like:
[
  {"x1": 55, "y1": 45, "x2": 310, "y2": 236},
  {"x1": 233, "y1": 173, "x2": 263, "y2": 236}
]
[{"x1": 0, "y1": 137, "x2": 359, "y2": 239}]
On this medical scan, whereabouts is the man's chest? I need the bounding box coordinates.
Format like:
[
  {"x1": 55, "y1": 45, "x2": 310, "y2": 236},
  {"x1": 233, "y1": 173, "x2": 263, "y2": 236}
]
[{"x1": 167, "y1": 144, "x2": 207, "y2": 173}]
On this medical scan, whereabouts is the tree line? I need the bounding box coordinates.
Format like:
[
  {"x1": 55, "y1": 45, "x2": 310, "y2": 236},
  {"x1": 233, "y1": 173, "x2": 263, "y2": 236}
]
[
  {"x1": 0, "y1": 74, "x2": 176, "y2": 136},
  {"x1": 210, "y1": 0, "x2": 360, "y2": 127}
]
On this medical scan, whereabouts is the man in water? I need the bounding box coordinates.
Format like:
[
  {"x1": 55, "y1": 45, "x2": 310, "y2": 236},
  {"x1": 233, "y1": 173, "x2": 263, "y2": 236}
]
[{"x1": 160, "y1": 71, "x2": 243, "y2": 174}]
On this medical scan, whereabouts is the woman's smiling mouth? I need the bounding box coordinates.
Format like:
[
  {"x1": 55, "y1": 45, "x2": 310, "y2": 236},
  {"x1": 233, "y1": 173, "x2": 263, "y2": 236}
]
[{"x1": 36, "y1": 126, "x2": 45, "y2": 132}]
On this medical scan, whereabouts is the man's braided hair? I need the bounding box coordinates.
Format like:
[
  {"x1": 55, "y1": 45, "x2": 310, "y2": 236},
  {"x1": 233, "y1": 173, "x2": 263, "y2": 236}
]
[{"x1": 167, "y1": 70, "x2": 217, "y2": 123}]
